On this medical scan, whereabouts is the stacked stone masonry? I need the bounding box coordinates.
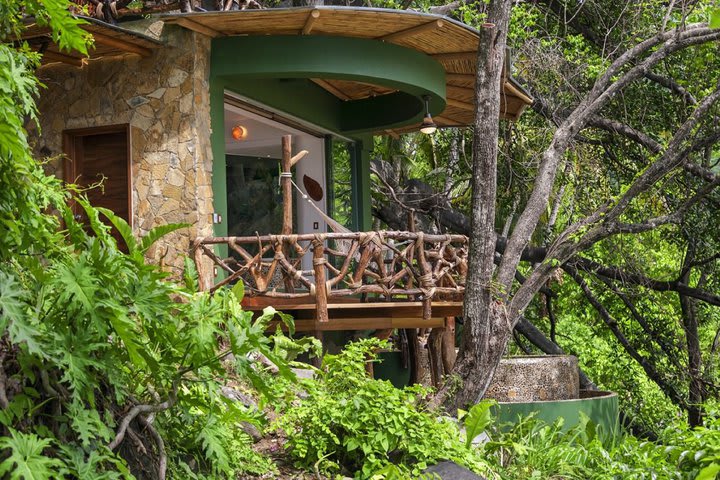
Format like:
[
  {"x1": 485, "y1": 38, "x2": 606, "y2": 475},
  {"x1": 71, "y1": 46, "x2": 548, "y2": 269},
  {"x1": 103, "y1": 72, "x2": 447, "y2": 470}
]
[{"x1": 29, "y1": 24, "x2": 214, "y2": 279}]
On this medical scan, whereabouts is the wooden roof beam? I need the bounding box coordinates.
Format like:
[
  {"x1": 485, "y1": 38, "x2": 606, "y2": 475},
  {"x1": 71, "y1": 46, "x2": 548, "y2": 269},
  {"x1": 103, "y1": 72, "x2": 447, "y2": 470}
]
[
  {"x1": 503, "y1": 80, "x2": 533, "y2": 105},
  {"x1": 42, "y1": 50, "x2": 84, "y2": 67},
  {"x1": 301, "y1": 9, "x2": 321, "y2": 35},
  {"x1": 434, "y1": 115, "x2": 464, "y2": 125},
  {"x1": 446, "y1": 97, "x2": 474, "y2": 111},
  {"x1": 446, "y1": 73, "x2": 474, "y2": 83},
  {"x1": 90, "y1": 30, "x2": 152, "y2": 57},
  {"x1": 384, "y1": 129, "x2": 400, "y2": 139},
  {"x1": 379, "y1": 19, "x2": 443, "y2": 42},
  {"x1": 167, "y1": 17, "x2": 223, "y2": 38},
  {"x1": 311, "y1": 78, "x2": 352, "y2": 101},
  {"x1": 432, "y1": 51, "x2": 476, "y2": 62},
  {"x1": 447, "y1": 85, "x2": 474, "y2": 97}
]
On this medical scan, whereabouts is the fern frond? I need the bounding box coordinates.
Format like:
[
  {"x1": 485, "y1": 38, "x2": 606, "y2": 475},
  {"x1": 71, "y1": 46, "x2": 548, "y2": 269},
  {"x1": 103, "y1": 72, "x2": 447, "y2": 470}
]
[
  {"x1": 0, "y1": 429, "x2": 64, "y2": 480},
  {"x1": 140, "y1": 223, "x2": 189, "y2": 254},
  {"x1": 0, "y1": 270, "x2": 42, "y2": 354}
]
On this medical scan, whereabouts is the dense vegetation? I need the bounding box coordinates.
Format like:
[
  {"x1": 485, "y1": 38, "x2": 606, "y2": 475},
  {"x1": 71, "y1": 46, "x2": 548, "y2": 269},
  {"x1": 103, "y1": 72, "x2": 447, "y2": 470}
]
[
  {"x1": 369, "y1": 0, "x2": 720, "y2": 434},
  {"x1": 1, "y1": 0, "x2": 720, "y2": 479}
]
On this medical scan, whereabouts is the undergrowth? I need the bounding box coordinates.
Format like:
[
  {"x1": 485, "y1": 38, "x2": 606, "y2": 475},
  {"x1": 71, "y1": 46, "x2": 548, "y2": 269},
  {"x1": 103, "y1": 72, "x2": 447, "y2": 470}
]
[{"x1": 274, "y1": 338, "x2": 494, "y2": 479}]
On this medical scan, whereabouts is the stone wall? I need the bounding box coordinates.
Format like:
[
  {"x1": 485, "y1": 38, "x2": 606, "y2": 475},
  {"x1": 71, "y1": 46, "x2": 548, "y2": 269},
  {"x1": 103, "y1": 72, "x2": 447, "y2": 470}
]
[{"x1": 29, "y1": 24, "x2": 214, "y2": 279}]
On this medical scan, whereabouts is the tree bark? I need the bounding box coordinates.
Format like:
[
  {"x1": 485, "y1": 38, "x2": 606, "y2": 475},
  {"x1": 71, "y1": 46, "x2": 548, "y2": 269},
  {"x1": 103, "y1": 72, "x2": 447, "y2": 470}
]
[
  {"x1": 680, "y1": 244, "x2": 705, "y2": 427},
  {"x1": 431, "y1": 0, "x2": 513, "y2": 411}
]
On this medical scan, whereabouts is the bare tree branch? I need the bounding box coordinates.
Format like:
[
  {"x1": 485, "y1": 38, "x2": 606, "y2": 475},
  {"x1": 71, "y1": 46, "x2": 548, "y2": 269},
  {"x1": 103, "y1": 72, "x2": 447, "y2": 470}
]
[
  {"x1": 109, "y1": 381, "x2": 178, "y2": 451},
  {"x1": 565, "y1": 265, "x2": 689, "y2": 410}
]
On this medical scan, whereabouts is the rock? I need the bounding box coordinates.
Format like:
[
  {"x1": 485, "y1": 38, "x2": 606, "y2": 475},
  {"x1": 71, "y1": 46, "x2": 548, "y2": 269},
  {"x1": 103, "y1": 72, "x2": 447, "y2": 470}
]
[
  {"x1": 220, "y1": 386, "x2": 258, "y2": 408},
  {"x1": 240, "y1": 421, "x2": 263, "y2": 443},
  {"x1": 219, "y1": 387, "x2": 263, "y2": 443},
  {"x1": 166, "y1": 68, "x2": 189, "y2": 88},
  {"x1": 291, "y1": 368, "x2": 316, "y2": 380},
  {"x1": 148, "y1": 88, "x2": 166, "y2": 99},
  {"x1": 423, "y1": 461, "x2": 486, "y2": 480},
  {"x1": 126, "y1": 96, "x2": 150, "y2": 108}
]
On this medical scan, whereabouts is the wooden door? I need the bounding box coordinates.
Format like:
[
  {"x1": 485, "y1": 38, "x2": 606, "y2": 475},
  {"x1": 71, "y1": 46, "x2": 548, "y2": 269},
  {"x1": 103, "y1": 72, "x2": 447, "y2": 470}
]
[{"x1": 63, "y1": 125, "x2": 131, "y2": 246}]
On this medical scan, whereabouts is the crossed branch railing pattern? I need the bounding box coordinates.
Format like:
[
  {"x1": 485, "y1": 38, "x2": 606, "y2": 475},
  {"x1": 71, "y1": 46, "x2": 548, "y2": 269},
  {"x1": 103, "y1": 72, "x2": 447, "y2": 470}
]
[{"x1": 193, "y1": 231, "x2": 468, "y2": 322}]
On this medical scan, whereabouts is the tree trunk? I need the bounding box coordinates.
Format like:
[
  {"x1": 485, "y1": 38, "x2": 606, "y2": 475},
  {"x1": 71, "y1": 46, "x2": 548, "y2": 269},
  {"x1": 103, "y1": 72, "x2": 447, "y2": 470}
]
[
  {"x1": 680, "y1": 244, "x2": 705, "y2": 427},
  {"x1": 431, "y1": 0, "x2": 513, "y2": 411}
]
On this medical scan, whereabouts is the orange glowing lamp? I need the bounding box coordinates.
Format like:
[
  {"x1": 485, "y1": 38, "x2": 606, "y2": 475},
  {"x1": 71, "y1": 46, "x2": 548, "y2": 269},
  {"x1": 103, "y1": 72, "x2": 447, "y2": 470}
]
[{"x1": 231, "y1": 125, "x2": 247, "y2": 141}]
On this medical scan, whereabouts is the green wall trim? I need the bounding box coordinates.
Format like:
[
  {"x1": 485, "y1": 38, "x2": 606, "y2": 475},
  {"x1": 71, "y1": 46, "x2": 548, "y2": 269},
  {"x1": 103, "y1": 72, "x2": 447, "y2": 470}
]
[{"x1": 211, "y1": 35, "x2": 446, "y2": 135}]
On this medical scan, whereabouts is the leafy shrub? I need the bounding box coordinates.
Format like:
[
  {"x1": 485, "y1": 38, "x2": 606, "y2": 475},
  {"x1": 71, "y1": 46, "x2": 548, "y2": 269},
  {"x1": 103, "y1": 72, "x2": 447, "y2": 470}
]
[
  {"x1": 481, "y1": 410, "x2": 720, "y2": 480},
  {"x1": 275, "y1": 338, "x2": 492, "y2": 479},
  {"x1": 0, "y1": 187, "x2": 312, "y2": 477}
]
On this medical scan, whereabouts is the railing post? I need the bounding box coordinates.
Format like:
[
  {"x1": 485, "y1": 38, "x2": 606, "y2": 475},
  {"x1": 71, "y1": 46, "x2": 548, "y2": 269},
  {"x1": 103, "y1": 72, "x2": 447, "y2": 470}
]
[
  {"x1": 416, "y1": 232, "x2": 434, "y2": 320},
  {"x1": 312, "y1": 238, "x2": 329, "y2": 323},
  {"x1": 192, "y1": 238, "x2": 209, "y2": 291},
  {"x1": 281, "y1": 135, "x2": 295, "y2": 293}
]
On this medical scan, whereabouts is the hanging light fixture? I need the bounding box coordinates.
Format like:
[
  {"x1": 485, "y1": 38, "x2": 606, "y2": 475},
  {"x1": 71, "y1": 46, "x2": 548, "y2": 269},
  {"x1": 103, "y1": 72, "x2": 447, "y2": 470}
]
[{"x1": 419, "y1": 95, "x2": 437, "y2": 135}]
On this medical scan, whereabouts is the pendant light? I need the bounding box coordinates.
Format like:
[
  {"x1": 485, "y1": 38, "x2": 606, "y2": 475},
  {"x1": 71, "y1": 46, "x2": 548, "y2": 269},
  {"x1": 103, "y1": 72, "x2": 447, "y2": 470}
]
[{"x1": 419, "y1": 95, "x2": 437, "y2": 135}]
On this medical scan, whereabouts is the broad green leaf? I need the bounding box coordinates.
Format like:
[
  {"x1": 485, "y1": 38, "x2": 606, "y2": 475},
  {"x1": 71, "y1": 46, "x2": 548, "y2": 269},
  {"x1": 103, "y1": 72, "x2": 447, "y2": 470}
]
[
  {"x1": 710, "y1": 8, "x2": 720, "y2": 29},
  {"x1": 0, "y1": 429, "x2": 64, "y2": 479},
  {"x1": 97, "y1": 207, "x2": 138, "y2": 254},
  {"x1": 696, "y1": 462, "x2": 720, "y2": 480},
  {"x1": 232, "y1": 280, "x2": 245, "y2": 303},
  {"x1": 464, "y1": 400, "x2": 496, "y2": 449}
]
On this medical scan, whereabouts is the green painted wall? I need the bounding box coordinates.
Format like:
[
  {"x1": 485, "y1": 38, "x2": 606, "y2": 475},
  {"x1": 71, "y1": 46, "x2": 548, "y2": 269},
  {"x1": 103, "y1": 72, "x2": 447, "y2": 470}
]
[
  {"x1": 350, "y1": 136, "x2": 373, "y2": 231},
  {"x1": 210, "y1": 35, "x2": 445, "y2": 239},
  {"x1": 211, "y1": 35, "x2": 446, "y2": 135}
]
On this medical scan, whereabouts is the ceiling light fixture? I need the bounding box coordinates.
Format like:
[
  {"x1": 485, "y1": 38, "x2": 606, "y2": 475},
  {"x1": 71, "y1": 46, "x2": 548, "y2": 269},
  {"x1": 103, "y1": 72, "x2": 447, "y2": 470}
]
[
  {"x1": 419, "y1": 95, "x2": 437, "y2": 135},
  {"x1": 231, "y1": 125, "x2": 248, "y2": 141}
]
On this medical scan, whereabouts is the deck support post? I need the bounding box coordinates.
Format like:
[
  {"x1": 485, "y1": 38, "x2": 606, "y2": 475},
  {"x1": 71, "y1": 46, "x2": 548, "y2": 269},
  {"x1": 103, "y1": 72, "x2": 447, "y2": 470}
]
[
  {"x1": 428, "y1": 327, "x2": 444, "y2": 387},
  {"x1": 405, "y1": 328, "x2": 427, "y2": 385},
  {"x1": 428, "y1": 317, "x2": 457, "y2": 386},
  {"x1": 441, "y1": 316, "x2": 457, "y2": 373}
]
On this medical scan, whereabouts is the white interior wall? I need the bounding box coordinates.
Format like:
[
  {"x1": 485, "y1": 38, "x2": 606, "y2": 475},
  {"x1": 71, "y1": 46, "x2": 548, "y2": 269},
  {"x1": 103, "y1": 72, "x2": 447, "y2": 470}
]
[{"x1": 224, "y1": 102, "x2": 326, "y2": 271}]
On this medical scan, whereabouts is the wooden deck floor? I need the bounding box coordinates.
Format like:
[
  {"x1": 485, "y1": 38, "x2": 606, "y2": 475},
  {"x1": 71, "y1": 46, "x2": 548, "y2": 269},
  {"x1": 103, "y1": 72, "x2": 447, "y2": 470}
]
[{"x1": 243, "y1": 296, "x2": 463, "y2": 331}]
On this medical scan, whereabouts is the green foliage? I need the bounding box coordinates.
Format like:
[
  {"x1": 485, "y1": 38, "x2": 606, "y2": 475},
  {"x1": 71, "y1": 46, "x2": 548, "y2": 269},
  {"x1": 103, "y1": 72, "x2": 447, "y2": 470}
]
[
  {"x1": 0, "y1": 4, "x2": 307, "y2": 478},
  {"x1": 460, "y1": 400, "x2": 496, "y2": 450},
  {"x1": 0, "y1": 429, "x2": 64, "y2": 479},
  {"x1": 276, "y1": 339, "x2": 492, "y2": 479},
  {"x1": 476, "y1": 410, "x2": 720, "y2": 480}
]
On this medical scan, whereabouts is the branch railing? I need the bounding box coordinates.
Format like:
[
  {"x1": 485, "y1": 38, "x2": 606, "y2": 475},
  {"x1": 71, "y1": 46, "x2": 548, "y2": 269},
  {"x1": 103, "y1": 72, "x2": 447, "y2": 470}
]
[{"x1": 192, "y1": 231, "x2": 468, "y2": 322}]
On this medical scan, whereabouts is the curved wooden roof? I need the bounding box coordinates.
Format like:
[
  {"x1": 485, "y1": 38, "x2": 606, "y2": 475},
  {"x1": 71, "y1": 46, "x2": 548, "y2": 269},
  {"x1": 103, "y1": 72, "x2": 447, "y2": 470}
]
[{"x1": 162, "y1": 7, "x2": 533, "y2": 132}]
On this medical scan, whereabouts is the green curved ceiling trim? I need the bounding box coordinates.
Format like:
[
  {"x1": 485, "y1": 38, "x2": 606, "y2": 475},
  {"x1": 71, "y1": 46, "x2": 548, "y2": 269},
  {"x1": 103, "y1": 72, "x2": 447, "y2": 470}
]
[{"x1": 211, "y1": 35, "x2": 446, "y2": 134}]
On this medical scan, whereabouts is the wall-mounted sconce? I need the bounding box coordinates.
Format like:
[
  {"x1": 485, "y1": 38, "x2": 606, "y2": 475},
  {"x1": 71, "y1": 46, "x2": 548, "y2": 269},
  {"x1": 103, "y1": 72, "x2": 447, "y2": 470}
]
[
  {"x1": 419, "y1": 95, "x2": 437, "y2": 135},
  {"x1": 231, "y1": 125, "x2": 248, "y2": 141}
]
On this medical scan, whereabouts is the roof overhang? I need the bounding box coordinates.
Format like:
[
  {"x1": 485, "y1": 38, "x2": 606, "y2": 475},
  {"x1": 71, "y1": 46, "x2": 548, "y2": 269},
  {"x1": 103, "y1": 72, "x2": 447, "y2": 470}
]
[
  {"x1": 162, "y1": 7, "x2": 533, "y2": 135},
  {"x1": 21, "y1": 16, "x2": 162, "y2": 67}
]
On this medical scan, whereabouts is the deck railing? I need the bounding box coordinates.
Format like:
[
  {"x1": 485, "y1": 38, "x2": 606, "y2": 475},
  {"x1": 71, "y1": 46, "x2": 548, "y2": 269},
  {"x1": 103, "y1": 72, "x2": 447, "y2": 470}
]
[{"x1": 192, "y1": 231, "x2": 468, "y2": 322}]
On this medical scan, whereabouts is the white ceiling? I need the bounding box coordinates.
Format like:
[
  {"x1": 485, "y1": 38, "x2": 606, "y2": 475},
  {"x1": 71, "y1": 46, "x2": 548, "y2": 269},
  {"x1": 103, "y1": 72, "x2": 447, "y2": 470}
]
[{"x1": 224, "y1": 107, "x2": 302, "y2": 158}]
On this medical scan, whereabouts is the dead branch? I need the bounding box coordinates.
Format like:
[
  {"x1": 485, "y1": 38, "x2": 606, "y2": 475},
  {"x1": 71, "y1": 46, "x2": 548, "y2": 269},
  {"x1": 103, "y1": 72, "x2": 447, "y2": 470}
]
[
  {"x1": 109, "y1": 381, "x2": 178, "y2": 451},
  {"x1": 0, "y1": 351, "x2": 8, "y2": 410},
  {"x1": 138, "y1": 414, "x2": 167, "y2": 480},
  {"x1": 497, "y1": 27, "x2": 720, "y2": 295}
]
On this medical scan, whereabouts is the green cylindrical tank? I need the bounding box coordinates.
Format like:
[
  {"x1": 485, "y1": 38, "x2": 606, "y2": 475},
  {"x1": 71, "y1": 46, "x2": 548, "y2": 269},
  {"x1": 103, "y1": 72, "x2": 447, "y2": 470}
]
[{"x1": 494, "y1": 390, "x2": 619, "y2": 437}]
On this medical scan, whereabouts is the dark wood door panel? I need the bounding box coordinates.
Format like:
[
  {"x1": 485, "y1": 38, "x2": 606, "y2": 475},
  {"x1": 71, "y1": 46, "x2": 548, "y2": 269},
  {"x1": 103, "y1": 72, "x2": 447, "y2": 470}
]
[{"x1": 63, "y1": 125, "x2": 131, "y2": 248}]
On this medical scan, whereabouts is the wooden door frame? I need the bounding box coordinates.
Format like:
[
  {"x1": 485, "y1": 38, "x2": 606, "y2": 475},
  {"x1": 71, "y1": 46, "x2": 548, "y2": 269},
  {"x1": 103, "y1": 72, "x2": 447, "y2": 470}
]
[{"x1": 62, "y1": 124, "x2": 133, "y2": 229}]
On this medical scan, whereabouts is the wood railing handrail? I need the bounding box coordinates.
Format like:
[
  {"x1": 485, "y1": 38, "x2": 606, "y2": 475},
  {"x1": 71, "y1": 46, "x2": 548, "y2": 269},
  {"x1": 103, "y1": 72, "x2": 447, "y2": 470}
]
[
  {"x1": 193, "y1": 230, "x2": 468, "y2": 322},
  {"x1": 195, "y1": 231, "x2": 468, "y2": 245}
]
